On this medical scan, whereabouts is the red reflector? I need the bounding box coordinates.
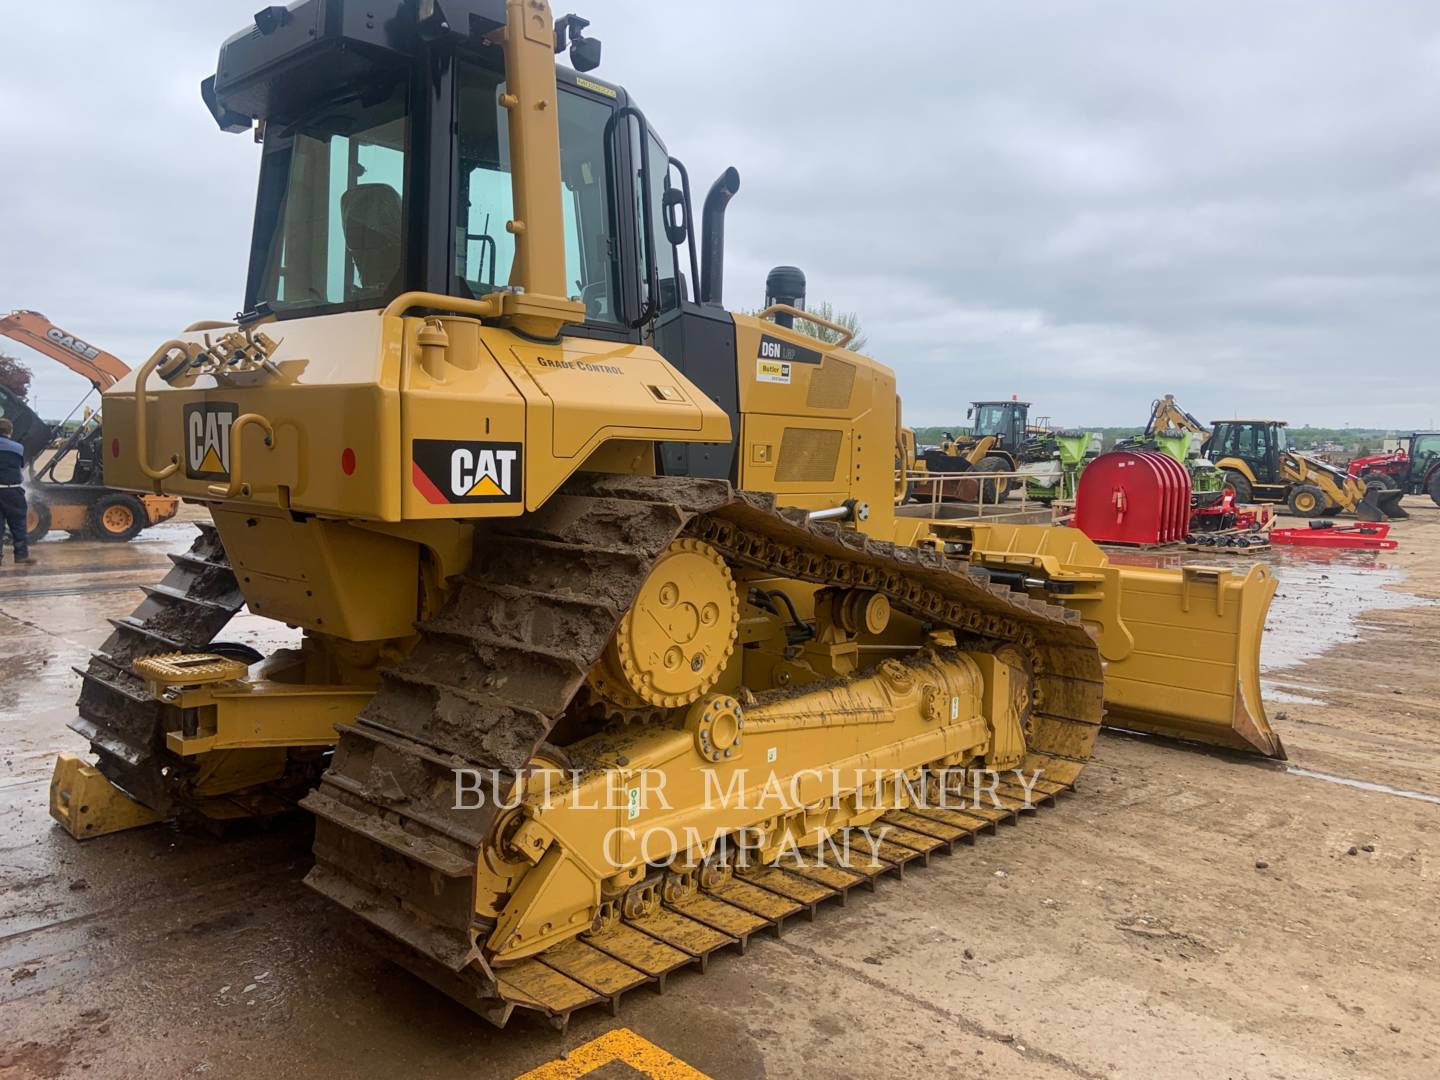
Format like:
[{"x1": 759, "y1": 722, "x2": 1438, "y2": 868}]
[
  {"x1": 341, "y1": 447, "x2": 356, "y2": 475},
  {"x1": 110, "y1": 438, "x2": 120, "y2": 458}
]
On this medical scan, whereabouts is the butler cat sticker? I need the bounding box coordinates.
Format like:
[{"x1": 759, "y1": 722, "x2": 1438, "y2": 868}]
[
  {"x1": 412, "y1": 440, "x2": 523, "y2": 504},
  {"x1": 756, "y1": 358, "x2": 792, "y2": 384}
]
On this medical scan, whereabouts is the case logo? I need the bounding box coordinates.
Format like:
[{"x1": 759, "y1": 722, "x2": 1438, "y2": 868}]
[
  {"x1": 184, "y1": 402, "x2": 238, "y2": 480},
  {"x1": 412, "y1": 439, "x2": 523, "y2": 504},
  {"x1": 45, "y1": 327, "x2": 101, "y2": 363}
]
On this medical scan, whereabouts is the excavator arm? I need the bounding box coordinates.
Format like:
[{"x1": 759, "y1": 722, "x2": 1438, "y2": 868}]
[{"x1": 0, "y1": 310, "x2": 130, "y2": 392}]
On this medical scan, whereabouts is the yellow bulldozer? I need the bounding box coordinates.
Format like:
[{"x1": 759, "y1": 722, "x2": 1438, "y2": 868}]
[{"x1": 52, "y1": 0, "x2": 1280, "y2": 1030}]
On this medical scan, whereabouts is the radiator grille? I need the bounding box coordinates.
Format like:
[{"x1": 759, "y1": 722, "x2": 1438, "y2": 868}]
[
  {"x1": 776, "y1": 427, "x2": 843, "y2": 483},
  {"x1": 806, "y1": 357, "x2": 856, "y2": 410}
]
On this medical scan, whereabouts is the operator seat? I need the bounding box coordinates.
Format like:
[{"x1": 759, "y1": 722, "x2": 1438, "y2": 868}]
[{"x1": 340, "y1": 183, "x2": 402, "y2": 294}]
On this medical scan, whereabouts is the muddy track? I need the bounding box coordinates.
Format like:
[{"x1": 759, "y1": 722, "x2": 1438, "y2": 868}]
[
  {"x1": 69, "y1": 523, "x2": 245, "y2": 815},
  {"x1": 301, "y1": 474, "x2": 1105, "y2": 1029}
]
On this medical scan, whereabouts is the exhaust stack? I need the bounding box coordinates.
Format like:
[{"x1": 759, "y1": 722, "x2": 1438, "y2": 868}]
[
  {"x1": 764, "y1": 265, "x2": 806, "y2": 328},
  {"x1": 699, "y1": 167, "x2": 740, "y2": 305}
]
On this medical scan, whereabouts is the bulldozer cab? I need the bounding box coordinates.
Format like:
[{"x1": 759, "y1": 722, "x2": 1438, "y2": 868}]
[
  {"x1": 968, "y1": 400, "x2": 1030, "y2": 450},
  {"x1": 1207, "y1": 419, "x2": 1286, "y2": 483},
  {"x1": 224, "y1": 3, "x2": 665, "y2": 337},
  {"x1": 199, "y1": 0, "x2": 786, "y2": 494}
]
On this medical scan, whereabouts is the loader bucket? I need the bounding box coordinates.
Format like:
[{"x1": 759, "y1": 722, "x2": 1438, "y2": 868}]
[
  {"x1": 1097, "y1": 563, "x2": 1283, "y2": 758},
  {"x1": 1364, "y1": 487, "x2": 1408, "y2": 520}
]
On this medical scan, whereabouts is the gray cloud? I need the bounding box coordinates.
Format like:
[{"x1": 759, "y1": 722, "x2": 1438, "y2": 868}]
[{"x1": 3, "y1": 0, "x2": 1437, "y2": 429}]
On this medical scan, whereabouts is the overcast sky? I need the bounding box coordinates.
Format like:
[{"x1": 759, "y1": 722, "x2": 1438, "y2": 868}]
[{"x1": 2, "y1": 1, "x2": 1437, "y2": 428}]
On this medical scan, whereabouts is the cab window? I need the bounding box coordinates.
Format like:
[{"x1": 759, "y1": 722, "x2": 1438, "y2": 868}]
[
  {"x1": 455, "y1": 62, "x2": 618, "y2": 323},
  {"x1": 637, "y1": 132, "x2": 679, "y2": 310},
  {"x1": 251, "y1": 80, "x2": 408, "y2": 314}
]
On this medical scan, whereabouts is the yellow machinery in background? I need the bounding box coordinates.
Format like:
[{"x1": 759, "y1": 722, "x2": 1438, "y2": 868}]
[
  {"x1": 54, "y1": 0, "x2": 1279, "y2": 1030},
  {"x1": 0, "y1": 309, "x2": 178, "y2": 541},
  {"x1": 1142, "y1": 395, "x2": 1403, "y2": 520},
  {"x1": 1205, "y1": 418, "x2": 1405, "y2": 520}
]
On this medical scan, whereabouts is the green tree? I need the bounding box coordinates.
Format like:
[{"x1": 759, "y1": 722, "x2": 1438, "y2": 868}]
[
  {"x1": 791, "y1": 301, "x2": 867, "y2": 352},
  {"x1": 748, "y1": 301, "x2": 868, "y2": 352},
  {"x1": 0, "y1": 354, "x2": 32, "y2": 399}
]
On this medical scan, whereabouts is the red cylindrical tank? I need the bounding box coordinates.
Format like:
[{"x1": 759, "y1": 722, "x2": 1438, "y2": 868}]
[{"x1": 1073, "y1": 450, "x2": 1194, "y2": 545}]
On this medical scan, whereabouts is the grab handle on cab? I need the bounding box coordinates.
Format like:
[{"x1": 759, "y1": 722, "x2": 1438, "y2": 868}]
[
  {"x1": 134, "y1": 341, "x2": 196, "y2": 489},
  {"x1": 206, "y1": 413, "x2": 275, "y2": 499}
]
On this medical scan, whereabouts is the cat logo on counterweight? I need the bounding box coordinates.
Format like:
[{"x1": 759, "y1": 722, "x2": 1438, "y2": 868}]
[
  {"x1": 183, "y1": 402, "x2": 238, "y2": 480},
  {"x1": 412, "y1": 439, "x2": 523, "y2": 504}
]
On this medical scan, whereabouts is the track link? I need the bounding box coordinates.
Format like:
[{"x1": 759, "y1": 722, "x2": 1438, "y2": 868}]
[
  {"x1": 302, "y1": 475, "x2": 1104, "y2": 1028},
  {"x1": 70, "y1": 523, "x2": 246, "y2": 814}
]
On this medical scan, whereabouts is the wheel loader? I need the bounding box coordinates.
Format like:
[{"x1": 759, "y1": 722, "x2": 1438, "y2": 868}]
[
  {"x1": 51, "y1": 0, "x2": 1280, "y2": 1030},
  {"x1": 913, "y1": 398, "x2": 1068, "y2": 502}
]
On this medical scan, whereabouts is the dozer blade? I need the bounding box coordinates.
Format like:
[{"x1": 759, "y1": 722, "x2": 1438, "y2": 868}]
[
  {"x1": 1098, "y1": 563, "x2": 1283, "y2": 758},
  {"x1": 931, "y1": 522, "x2": 1283, "y2": 758}
]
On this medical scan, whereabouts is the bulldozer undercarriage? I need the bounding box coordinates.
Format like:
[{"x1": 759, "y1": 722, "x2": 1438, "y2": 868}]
[{"x1": 69, "y1": 475, "x2": 1102, "y2": 1029}]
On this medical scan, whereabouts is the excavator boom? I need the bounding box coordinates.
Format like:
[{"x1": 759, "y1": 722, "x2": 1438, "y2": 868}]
[{"x1": 0, "y1": 310, "x2": 131, "y2": 392}]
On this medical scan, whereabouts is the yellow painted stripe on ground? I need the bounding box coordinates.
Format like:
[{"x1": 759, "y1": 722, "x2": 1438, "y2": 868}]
[{"x1": 514, "y1": 1027, "x2": 713, "y2": 1080}]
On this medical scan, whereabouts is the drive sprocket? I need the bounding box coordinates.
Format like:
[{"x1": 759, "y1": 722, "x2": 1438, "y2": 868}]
[{"x1": 591, "y1": 537, "x2": 739, "y2": 710}]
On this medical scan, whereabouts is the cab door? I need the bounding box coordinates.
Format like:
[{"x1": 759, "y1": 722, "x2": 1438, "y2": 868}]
[{"x1": 1251, "y1": 424, "x2": 1278, "y2": 483}]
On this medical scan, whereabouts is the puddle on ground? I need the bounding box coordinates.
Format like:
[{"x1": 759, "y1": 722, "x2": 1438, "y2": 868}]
[
  {"x1": 1106, "y1": 544, "x2": 1432, "y2": 673},
  {"x1": 1286, "y1": 766, "x2": 1440, "y2": 805},
  {"x1": 1260, "y1": 681, "x2": 1325, "y2": 705}
]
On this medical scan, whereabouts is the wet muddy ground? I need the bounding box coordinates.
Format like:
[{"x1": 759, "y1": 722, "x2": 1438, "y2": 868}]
[{"x1": 2, "y1": 502, "x2": 1438, "y2": 1079}]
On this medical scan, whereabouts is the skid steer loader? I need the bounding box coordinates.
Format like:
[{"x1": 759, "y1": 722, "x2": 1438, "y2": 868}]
[{"x1": 51, "y1": 0, "x2": 1279, "y2": 1030}]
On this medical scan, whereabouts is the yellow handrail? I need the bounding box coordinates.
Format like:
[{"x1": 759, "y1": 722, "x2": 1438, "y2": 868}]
[
  {"x1": 206, "y1": 413, "x2": 275, "y2": 499},
  {"x1": 134, "y1": 341, "x2": 193, "y2": 487},
  {"x1": 381, "y1": 291, "x2": 503, "y2": 322},
  {"x1": 757, "y1": 304, "x2": 855, "y2": 349}
]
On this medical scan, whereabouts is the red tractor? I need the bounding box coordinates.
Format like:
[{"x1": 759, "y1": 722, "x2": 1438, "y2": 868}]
[{"x1": 1348, "y1": 432, "x2": 1440, "y2": 506}]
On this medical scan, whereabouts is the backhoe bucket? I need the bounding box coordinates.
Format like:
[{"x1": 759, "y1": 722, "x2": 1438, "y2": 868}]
[{"x1": 1096, "y1": 563, "x2": 1283, "y2": 758}]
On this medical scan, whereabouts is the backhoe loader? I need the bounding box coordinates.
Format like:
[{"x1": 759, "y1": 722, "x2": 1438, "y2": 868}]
[
  {"x1": 1134, "y1": 395, "x2": 1403, "y2": 521},
  {"x1": 0, "y1": 309, "x2": 178, "y2": 540},
  {"x1": 50, "y1": 0, "x2": 1279, "y2": 1030},
  {"x1": 1118, "y1": 394, "x2": 1225, "y2": 505},
  {"x1": 1206, "y1": 419, "x2": 1405, "y2": 521}
]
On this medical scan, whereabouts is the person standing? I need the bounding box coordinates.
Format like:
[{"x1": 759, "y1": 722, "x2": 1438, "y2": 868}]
[{"x1": 0, "y1": 417, "x2": 35, "y2": 567}]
